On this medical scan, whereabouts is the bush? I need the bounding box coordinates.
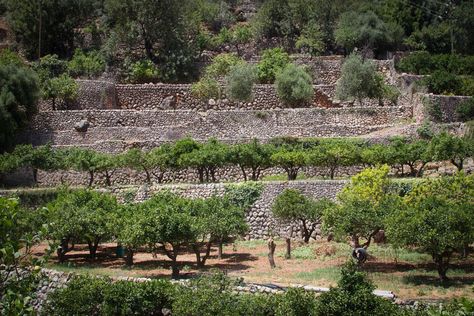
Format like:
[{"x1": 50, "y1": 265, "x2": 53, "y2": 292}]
[
  {"x1": 68, "y1": 49, "x2": 105, "y2": 78},
  {"x1": 191, "y1": 77, "x2": 221, "y2": 100},
  {"x1": 226, "y1": 63, "x2": 256, "y2": 102},
  {"x1": 397, "y1": 52, "x2": 474, "y2": 76},
  {"x1": 275, "y1": 63, "x2": 313, "y2": 106},
  {"x1": 205, "y1": 53, "x2": 244, "y2": 78},
  {"x1": 124, "y1": 59, "x2": 160, "y2": 83},
  {"x1": 257, "y1": 48, "x2": 290, "y2": 83},
  {"x1": 422, "y1": 70, "x2": 462, "y2": 95},
  {"x1": 315, "y1": 261, "x2": 400, "y2": 316},
  {"x1": 457, "y1": 97, "x2": 474, "y2": 121}
]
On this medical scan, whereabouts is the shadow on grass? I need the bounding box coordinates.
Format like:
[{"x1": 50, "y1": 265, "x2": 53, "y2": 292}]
[{"x1": 402, "y1": 274, "x2": 474, "y2": 288}]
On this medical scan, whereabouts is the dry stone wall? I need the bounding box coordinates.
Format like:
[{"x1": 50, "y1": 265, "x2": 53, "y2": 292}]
[
  {"x1": 108, "y1": 180, "x2": 347, "y2": 240},
  {"x1": 23, "y1": 106, "x2": 412, "y2": 147},
  {"x1": 413, "y1": 94, "x2": 470, "y2": 123}
]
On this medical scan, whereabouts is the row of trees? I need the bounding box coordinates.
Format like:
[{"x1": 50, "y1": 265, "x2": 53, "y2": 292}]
[
  {"x1": 40, "y1": 183, "x2": 262, "y2": 277},
  {"x1": 1, "y1": 132, "x2": 472, "y2": 186},
  {"x1": 271, "y1": 167, "x2": 474, "y2": 281}
]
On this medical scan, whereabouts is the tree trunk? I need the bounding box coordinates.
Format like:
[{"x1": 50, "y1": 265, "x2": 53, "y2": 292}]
[
  {"x1": 416, "y1": 162, "x2": 427, "y2": 177},
  {"x1": 104, "y1": 170, "x2": 112, "y2": 186},
  {"x1": 198, "y1": 169, "x2": 204, "y2": 183},
  {"x1": 144, "y1": 168, "x2": 151, "y2": 184},
  {"x1": 88, "y1": 240, "x2": 99, "y2": 259},
  {"x1": 330, "y1": 166, "x2": 336, "y2": 180},
  {"x1": 240, "y1": 165, "x2": 247, "y2": 181},
  {"x1": 301, "y1": 220, "x2": 311, "y2": 243},
  {"x1": 32, "y1": 168, "x2": 38, "y2": 184},
  {"x1": 125, "y1": 248, "x2": 134, "y2": 266},
  {"x1": 285, "y1": 238, "x2": 291, "y2": 259},
  {"x1": 287, "y1": 168, "x2": 298, "y2": 180},
  {"x1": 57, "y1": 238, "x2": 70, "y2": 263},
  {"x1": 350, "y1": 235, "x2": 360, "y2": 248},
  {"x1": 88, "y1": 170, "x2": 94, "y2": 187},
  {"x1": 451, "y1": 159, "x2": 463, "y2": 171},
  {"x1": 218, "y1": 238, "x2": 224, "y2": 260},
  {"x1": 433, "y1": 253, "x2": 451, "y2": 282},
  {"x1": 268, "y1": 238, "x2": 276, "y2": 268},
  {"x1": 171, "y1": 257, "x2": 180, "y2": 278}
]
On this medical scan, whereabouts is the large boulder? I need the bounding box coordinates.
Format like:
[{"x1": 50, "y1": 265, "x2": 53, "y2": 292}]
[{"x1": 74, "y1": 119, "x2": 90, "y2": 132}]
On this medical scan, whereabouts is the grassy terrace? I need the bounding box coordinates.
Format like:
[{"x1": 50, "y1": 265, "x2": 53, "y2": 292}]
[{"x1": 40, "y1": 239, "x2": 474, "y2": 301}]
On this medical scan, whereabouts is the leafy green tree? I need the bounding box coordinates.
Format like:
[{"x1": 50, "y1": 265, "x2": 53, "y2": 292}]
[
  {"x1": 42, "y1": 73, "x2": 78, "y2": 110},
  {"x1": 225, "y1": 63, "x2": 256, "y2": 102},
  {"x1": 104, "y1": 0, "x2": 200, "y2": 82},
  {"x1": 229, "y1": 139, "x2": 274, "y2": 181},
  {"x1": 4, "y1": 0, "x2": 95, "y2": 59},
  {"x1": 335, "y1": 10, "x2": 402, "y2": 55},
  {"x1": 178, "y1": 138, "x2": 229, "y2": 182},
  {"x1": 121, "y1": 148, "x2": 155, "y2": 184},
  {"x1": 389, "y1": 137, "x2": 431, "y2": 177},
  {"x1": 257, "y1": 48, "x2": 290, "y2": 83},
  {"x1": 360, "y1": 144, "x2": 393, "y2": 168},
  {"x1": 271, "y1": 149, "x2": 308, "y2": 180},
  {"x1": 229, "y1": 25, "x2": 253, "y2": 57},
  {"x1": 63, "y1": 148, "x2": 102, "y2": 186},
  {"x1": 95, "y1": 152, "x2": 123, "y2": 186},
  {"x1": 115, "y1": 203, "x2": 147, "y2": 266},
  {"x1": 426, "y1": 132, "x2": 473, "y2": 171},
  {"x1": 141, "y1": 193, "x2": 199, "y2": 277},
  {"x1": 67, "y1": 49, "x2": 105, "y2": 79},
  {"x1": 272, "y1": 188, "x2": 334, "y2": 243},
  {"x1": 0, "y1": 63, "x2": 39, "y2": 151},
  {"x1": 335, "y1": 53, "x2": 387, "y2": 105},
  {"x1": 48, "y1": 189, "x2": 118, "y2": 260},
  {"x1": 323, "y1": 165, "x2": 399, "y2": 249},
  {"x1": 456, "y1": 97, "x2": 474, "y2": 122},
  {"x1": 386, "y1": 173, "x2": 474, "y2": 281},
  {"x1": 275, "y1": 63, "x2": 313, "y2": 106},
  {"x1": 295, "y1": 24, "x2": 325, "y2": 56},
  {"x1": 8, "y1": 144, "x2": 59, "y2": 184},
  {"x1": 148, "y1": 144, "x2": 173, "y2": 184},
  {"x1": 205, "y1": 53, "x2": 244, "y2": 79},
  {"x1": 309, "y1": 139, "x2": 361, "y2": 179}
]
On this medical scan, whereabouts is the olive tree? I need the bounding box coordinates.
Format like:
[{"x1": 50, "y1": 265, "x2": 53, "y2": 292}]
[
  {"x1": 275, "y1": 63, "x2": 313, "y2": 107},
  {"x1": 323, "y1": 165, "x2": 399, "y2": 249},
  {"x1": 225, "y1": 63, "x2": 256, "y2": 102},
  {"x1": 386, "y1": 173, "x2": 474, "y2": 281},
  {"x1": 272, "y1": 189, "x2": 334, "y2": 243}
]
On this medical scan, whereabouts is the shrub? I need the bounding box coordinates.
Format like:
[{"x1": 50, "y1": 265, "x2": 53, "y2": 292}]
[
  {"x1": 226, "y1": 63, "x2": 256, "y2": 102},
  {"x1": 124, "y1": 59, "x2": 160, "y2": 83},
  {"x1": 68, "y1": 49, "x2": 105, "y2": 78},
  {"x1": 257, "y1": 48, "x2": 290, "y2": 83},
  {"x1": 335, "y1": 53, "x2": 385, "y2": 104},
  {"x1": 296, "y1": 24, "x2": 325, "y2": 56},
  {"x1": 315, "y1": 261, "x2": 400, "y2": 316},
  {"x1": 397, "y1": 52, "x2": 474, "y2": 76},
  {"x1": 275, "y1": 63, "x2": 313, "y2": 106},
  {"x1": 205, "y1": 53, "x2": 244, "y2": 78},
  {"x1": 42, "y1": 73, "x2": 78, "y2": 110},
  {"x1": 422, "y1": 70, "x2": 462, "y2": 95},
  {"x1": 396, "y1": 51, "x2": 433, "y2": 75},
  {"x1": 457, "y1": 97, "x2": 474, "y2": 121},
  {"x1": 191, "y1": 77, "x2": 221, "y2": 100}
]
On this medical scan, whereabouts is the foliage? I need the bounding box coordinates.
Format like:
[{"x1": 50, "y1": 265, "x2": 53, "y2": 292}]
[
  {"x1": 68, "y1": 49, "x2": 105, "y2": 79},
  {"x1": 224, "y1": 181, "x2": 264, "y2": 210},
  {"x1": 271, "y1": 149, "x2": 308, "y2": 180},
  {"x1": 323, "y1": 165, "x2": 399, "y2": 248},
  {"x1": 457, "y1": 97, "x2": 474, "y2": 122},
  {"x1": 228, "y1": 139, "x2": 273, "y2": 181},
  {"x1": 335, "y1": 10, "x2": 402, "y2": 54},
  {"x1": 272, "y1": 189, "x2": 334, "y2": 243},
  {"x1": 397, "y1": 52, "x2": 474, "y2": 76},
  {"x1": 0, "y1": 63, "x2": 39, "y2": 152},
  {"x1": 296, "y1": 24, "x2": 325, "y2": 56},
  {"x1": 47, "y1": 189, "x2": 118, "y2": 260},
  {"x1": 315, "y1": 261, "x2": 400, "y2": 316},
  {"x1": 0, "y1": 49, "x2": 25, "y2": 67},
  {"x1": 191, "y1": 77, "x2": 221, "y2": 101},
  {"x1": 63, "y1": 148, "x2": 103, "y2": 186},
  {"x1": 3, "y1": 0, "x2": 94, "y2": 59},
  {"x1": 275, "y1": 63, "x2": 313, "y2": 106},
  {"x1": 385, "y1": 172, "x2": 474, "y2": 281},
  {"x1": 42, "y1": 73, "x2": 78, "y2": 110},
  {"x1": 205, "y1": 53, "x2": 244, "y2": 79},
  {"x1": 257, "y1": 48, "x2": 291, "y2": 84},
  {"x1": 123, "y1": 59, "x2": 160, "y2": 84},
  {"x1": 335, "y1": 53, "x2": 386, "y2": 104},
  {"x1": 225, "y1": 63, "x2": 256, "y2": 102},
  {"x1": 422, "y1": 70, "x2": 462, "y2": 95},
  {"x1": 425, "y1": 132, "x2": 473, "y2": 171}
]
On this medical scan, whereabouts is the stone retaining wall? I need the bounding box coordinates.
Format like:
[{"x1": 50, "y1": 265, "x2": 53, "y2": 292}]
[
  {"x1": 23, "y1": 106, "x2": 412, "y2": 147},
  {"x1": 413, "y1": 94, "x2": 471, "y2": 123}
]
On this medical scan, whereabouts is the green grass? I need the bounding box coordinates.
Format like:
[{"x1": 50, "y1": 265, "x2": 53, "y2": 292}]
[
  {"x1": 277, "y1": 245, "x2": 315, "y2": 260},
  {"x1": 295, "y1": 267, "x2": 341, "y2": 283}
]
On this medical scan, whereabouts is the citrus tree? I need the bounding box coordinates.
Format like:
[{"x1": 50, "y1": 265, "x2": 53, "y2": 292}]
[{"x1": 386, "y1": 172, "x2": 474, "y2": 281}]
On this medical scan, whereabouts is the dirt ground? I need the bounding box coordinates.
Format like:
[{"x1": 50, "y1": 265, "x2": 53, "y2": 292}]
[{"x1": 33, "y1": 239, "x2": 474, "y2": 300}]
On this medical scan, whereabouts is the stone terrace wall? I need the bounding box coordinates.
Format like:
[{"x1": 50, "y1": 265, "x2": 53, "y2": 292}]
[
  {"x1": 109, "y1": 180, "x2": 347, "y2": 239},
  {"x1": 23, "y1": 106, "x2": 412, "y2": 147},
  {"x1": 39, "y1": 80, "x2": 117, "y2": 111},
  {"x1": 413, "y1": 94, "x2": 471, "y2": 123},
  {"x1": 116, "y1": 84, "x2": 342, "y2": 110}
]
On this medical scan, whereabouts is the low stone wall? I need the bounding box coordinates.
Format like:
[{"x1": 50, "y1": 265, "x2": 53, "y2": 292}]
[
  {"x1": 39, "y1": 80, "x2": 117, "y2": 111},
  {"x1": 23, "y1": 106, "x2": 412, "y2": 147},
  {"x1": 414, "y1": 94, "x2": 471, "y2": 123},
  {"x1": 108, "y1": 180, "x2": 347, "y2": 240}
]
